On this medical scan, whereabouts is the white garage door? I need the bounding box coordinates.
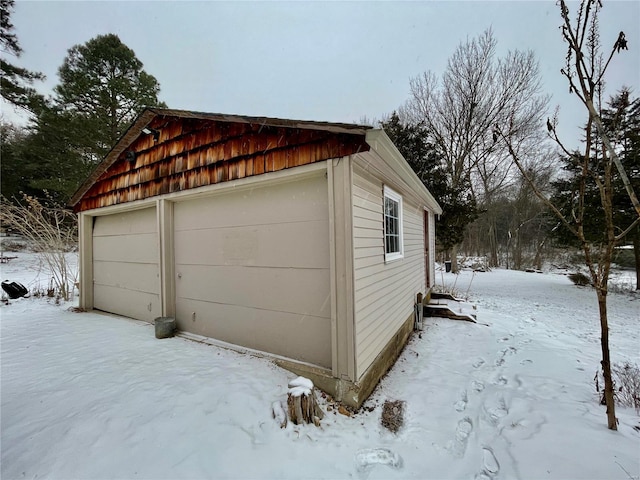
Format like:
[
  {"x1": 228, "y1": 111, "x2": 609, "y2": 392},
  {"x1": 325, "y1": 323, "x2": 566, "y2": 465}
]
[
  {"x1": 173, "y1": 174, "x2": 332, "y2": 368},
  {"x1": 92, "y1": 207, "x2": 161, "y2": 322}
]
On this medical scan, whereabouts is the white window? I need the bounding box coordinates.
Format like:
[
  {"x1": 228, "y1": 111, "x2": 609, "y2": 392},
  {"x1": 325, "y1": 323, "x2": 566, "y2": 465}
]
[{"x1": 384, "y1": 185, "x2": 403, "y2": 262}]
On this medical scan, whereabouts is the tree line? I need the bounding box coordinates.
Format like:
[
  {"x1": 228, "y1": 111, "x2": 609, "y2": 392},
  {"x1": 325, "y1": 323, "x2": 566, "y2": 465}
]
[{"x1": 379, "y1": 26, "x2": 638, "y2": 288}]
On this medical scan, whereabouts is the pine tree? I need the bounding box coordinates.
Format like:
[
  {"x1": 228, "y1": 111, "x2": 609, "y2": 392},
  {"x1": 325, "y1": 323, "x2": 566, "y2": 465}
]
[
  {"x1": 9, "y1": 34, "x2": 166, "y2": 203},
  {"x1": 54, "y1": 33, "x2": 165, "y2": 163},
  {"x1": 0, "y1": 0, "x2": 44, "y2": 109}
]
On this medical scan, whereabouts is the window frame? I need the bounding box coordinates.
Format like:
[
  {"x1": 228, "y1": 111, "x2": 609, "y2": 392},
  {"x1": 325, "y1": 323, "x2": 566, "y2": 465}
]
[{"x1": 383, "y1": 185, "x2": 404, "y2": 262}]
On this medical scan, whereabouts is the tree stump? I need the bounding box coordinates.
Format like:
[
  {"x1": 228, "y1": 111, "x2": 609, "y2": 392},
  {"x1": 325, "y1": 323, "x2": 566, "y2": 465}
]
[{"x1": 286, "y1": 376, "x2": 324, "y2": 426}]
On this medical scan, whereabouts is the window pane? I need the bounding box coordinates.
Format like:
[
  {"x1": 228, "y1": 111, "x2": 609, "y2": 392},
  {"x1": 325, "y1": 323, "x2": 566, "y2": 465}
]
[{"x1": 383, "y1": 189, "x2": 402, "y2": 258}]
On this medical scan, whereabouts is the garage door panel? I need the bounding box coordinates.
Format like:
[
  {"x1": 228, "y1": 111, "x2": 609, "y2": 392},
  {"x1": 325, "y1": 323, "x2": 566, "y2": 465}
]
[
  {"x1": 176, "y1": 265, "x2": 330, "y2": 318},
  {"x1": 176, "y1": 298, "x2": 331, "y2": 368},
  {"x1": 94, "y1": 261, "x2": 159, "y2": 294},
  {"x1": 93, "y1": 208, "x2": 157, "y2": 236},
  {"x1": 93, "y1": 233, "x2": 158, "y2": 264},
  {"x1": 174, "y1": 174, "x2": 332, "y2": 367},
  {"x1": 173, "y1": 175, "x2": 328, "y2": 231},
  {"x1": 94, "y1": 285, "x2": 160, "y2": 322},
  {"x1": 174, "y1": 220, "x2": 329, "y2": 269},
  {"x1": 92, "y1": 207, "x2": 160, "y2": 323}
]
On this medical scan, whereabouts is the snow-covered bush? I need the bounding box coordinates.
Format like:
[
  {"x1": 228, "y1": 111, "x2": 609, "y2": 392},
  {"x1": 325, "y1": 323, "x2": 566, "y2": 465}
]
[{"x1": 0, "y1": 195, "x2": 77, "y2": 301}]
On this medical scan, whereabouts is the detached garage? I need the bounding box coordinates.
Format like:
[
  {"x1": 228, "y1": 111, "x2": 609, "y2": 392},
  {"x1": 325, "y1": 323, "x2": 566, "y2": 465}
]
[{"x1": 71, "y1": 108, "x2": 442, "y2": 407}]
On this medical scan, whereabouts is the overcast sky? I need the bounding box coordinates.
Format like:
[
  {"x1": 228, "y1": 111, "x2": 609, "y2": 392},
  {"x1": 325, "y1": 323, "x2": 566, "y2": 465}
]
[{"x1": 3, "y1": 1, "x2": 639, "y2": 149}]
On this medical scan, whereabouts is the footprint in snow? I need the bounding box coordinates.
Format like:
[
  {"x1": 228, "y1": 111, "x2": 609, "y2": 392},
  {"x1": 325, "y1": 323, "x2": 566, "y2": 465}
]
[
  {"x1": 493, "y1": 375, "x2": 508, "y2": 386},
  {"x1": 451, "y1": 417, "x2": 473, "y2": 458},
  {"x1": 355, "y1": 448, "x2": 403, "y2": 478},
  {"x1": 483, "y1": 447, "x2": 500, "y2": 474},
  {"x1": 483, "y1": 395, "x2": 509, "y2": 426},
  {"x1": 472, "y1": 380, "x2": 485, "y2": 392},
  {"x1": 495, "y1": 346, "x2": 517, "y2": 366},
  {"x1": 454, "y1": 390, "x2": 468, "y2": 412},
  {"x1": 473, "y1": 358, "x2": 486, "y2": 369},
  {"x1": 480, "y1": 447, "x2": 500, "y2": 477}
]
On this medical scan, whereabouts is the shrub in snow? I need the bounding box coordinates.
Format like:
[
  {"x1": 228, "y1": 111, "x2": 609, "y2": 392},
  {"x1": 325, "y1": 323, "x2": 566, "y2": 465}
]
[
  {"x1": 568, "y1": 272, "x2": 591, "y2": 286},
  {"x1": 381, "y1": 400, "x2": 405, "y2": 433},
  {"x1": 595, "y1": 362, "x2": 640, "y2": 414},
  {"x1": 613, "y1": 363, "x2": 640, "y2": 414}
]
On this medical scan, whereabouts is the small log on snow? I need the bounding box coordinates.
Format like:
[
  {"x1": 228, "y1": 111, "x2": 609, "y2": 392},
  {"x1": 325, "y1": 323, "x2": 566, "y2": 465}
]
[{"x1": 286, "y1": 376, "x2": 324, "y2": 426}]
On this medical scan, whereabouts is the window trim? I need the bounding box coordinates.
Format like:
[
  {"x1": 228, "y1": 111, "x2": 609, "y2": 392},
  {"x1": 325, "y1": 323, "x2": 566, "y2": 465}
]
[{"x1": 383, "y1": 185, "x2": 404, "y2": 262}]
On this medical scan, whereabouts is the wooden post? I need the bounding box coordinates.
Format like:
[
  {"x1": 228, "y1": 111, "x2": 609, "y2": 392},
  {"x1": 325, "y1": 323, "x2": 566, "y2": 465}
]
[{"x1": 286, "y1": 376, "x2": 324, "y2": 426}]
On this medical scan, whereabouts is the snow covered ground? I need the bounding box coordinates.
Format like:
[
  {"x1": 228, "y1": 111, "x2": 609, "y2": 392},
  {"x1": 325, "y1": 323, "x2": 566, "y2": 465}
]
[{"x1": 1, "y1": 253, "x2": 639, "y2": 480}]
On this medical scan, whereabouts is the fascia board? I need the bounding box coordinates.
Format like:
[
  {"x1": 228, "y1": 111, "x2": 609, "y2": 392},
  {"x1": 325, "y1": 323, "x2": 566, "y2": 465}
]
[{"x1": 365, "y1": 129, "x2": 443, "y2": 215}]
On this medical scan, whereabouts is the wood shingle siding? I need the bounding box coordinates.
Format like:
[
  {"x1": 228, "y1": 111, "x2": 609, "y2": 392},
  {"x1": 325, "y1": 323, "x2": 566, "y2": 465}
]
[{"x1": 73, "y1": 111, "x2": 370, "y2": 212}]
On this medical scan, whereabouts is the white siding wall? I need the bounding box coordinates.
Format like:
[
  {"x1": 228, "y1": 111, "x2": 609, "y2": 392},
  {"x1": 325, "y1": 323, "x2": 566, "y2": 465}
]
[
  {"x1": 428, "y1": 210, "x2": 436, "y2": 287},
  {"x1": 352, "y1": 164, "x2": 426, "y2": 379}
]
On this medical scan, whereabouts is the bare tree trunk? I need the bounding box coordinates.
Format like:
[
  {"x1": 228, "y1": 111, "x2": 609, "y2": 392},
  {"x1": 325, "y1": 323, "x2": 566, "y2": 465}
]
[
  {"x1": 514, "y1": 230, "x2": 522, "y2": 271},
  {"x1": 595, "y1": 286, "x2": 617, "y2": 430},
  {"x1": 634, "y1": 229, "x2": 640, "y2": 290},
  {"x1": 533, "y1": 235, "x2": 549, "y2": 271},
  {"x1": 488, "y1": 222, "x2": 499, "y2": 268},
  {"x1": 451, "y1": 244, "x2": 459, "y2": 273}
]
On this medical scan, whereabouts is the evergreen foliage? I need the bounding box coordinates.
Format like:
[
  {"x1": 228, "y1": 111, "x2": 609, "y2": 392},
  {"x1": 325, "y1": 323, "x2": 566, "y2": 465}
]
[
  {"x1": 551, "y1": 89, "x2": 640, "y2": 248},
  {"x1": 54, "y1": 33, "x2": 165, "y2": 162},
  {"x1": 0, "y1": 0, "x2": 44, "y2": 110},
  {"x1": 380, "y1": 112, "x2": 479, "y2": 252},
  {"x1": 3, "y1": 33, "x2": 165, "y2": 204}
]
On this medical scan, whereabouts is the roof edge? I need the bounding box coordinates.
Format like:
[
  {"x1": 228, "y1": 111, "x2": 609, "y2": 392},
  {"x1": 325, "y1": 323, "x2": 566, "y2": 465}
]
[
  {"x1": 365, "y1": 129, "x2": 443, "y2": 215},
  {"x1": 69, "y1": 108, "x2": 372, "y2": 208},
  {"x1": 69, "y1": 109, "x2": 157, "y2": 207}
]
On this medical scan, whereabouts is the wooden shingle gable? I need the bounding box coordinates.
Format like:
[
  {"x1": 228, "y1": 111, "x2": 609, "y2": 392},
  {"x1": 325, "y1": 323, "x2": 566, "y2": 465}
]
[{"x1": 72, "y1": 109, "x2": 371, "y2": 212}]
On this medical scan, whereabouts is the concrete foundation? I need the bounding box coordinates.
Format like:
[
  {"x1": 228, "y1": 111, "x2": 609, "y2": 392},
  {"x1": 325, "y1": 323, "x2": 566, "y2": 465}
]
[{"x1": 276, "y1": 313, "x2": 415, "y2": 409}]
